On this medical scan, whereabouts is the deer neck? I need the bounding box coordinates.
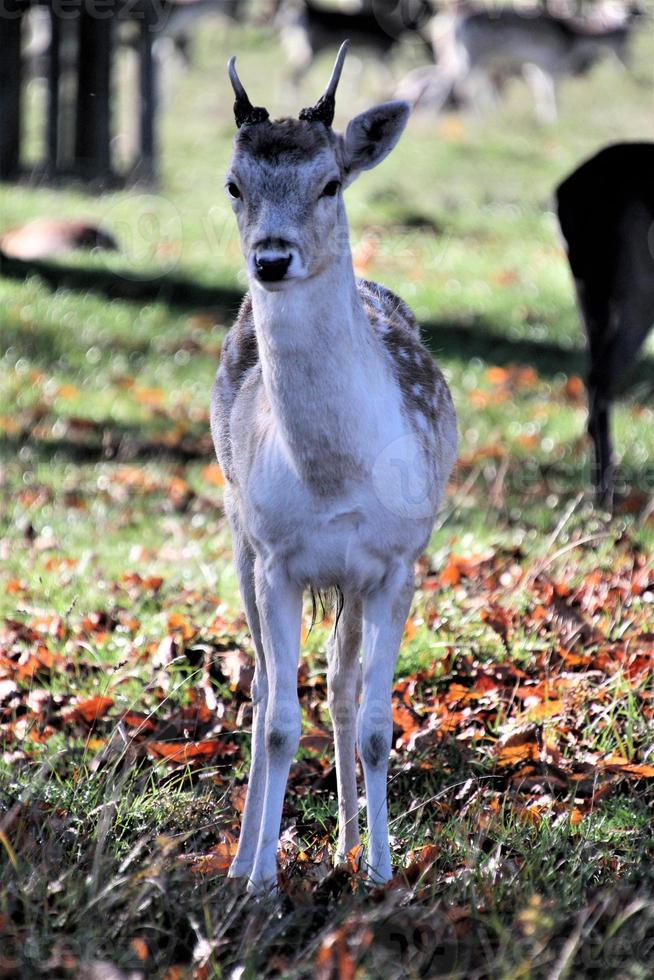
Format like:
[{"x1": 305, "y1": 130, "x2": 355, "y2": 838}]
[{"x1": 249, "y1": 246, "x2": 380, "y2": 493}]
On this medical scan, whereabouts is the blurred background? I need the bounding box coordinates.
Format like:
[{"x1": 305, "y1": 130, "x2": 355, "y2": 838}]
[{"x1": 1, "y1": 0, "x2": 652, "y2": 533}]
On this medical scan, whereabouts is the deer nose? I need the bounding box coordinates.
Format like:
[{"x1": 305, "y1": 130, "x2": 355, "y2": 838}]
[{"x1": 254, "y1": 253, "x2": 292, "y2": 282}]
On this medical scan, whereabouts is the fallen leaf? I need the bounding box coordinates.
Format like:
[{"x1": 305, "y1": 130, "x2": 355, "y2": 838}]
[
  {"x1": 202, "y1": 463, "x2": 225, "y2": 487},
  {"x1": 496, "y1": 730, "x2": 540, "y2": 766},
  {"x1": 64, "y1": 696, "x2": 114, "y2": 724},
  {"x1": 185, "y1": 841, "x2": 237, "y2": 874},
  {"x1": 146, "y1": 739, "x2": 235, "y2": 764}
]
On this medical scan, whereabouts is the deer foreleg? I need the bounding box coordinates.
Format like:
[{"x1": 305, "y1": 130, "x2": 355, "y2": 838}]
[
  {"x1": 358, "y1": 562, "x2": 414, "y2": 883},
  {"x1": 327, "y1": 595, "x2": 362, "y2": 864},
  {"x1": 228, "y1": 532, "x2": 269, "y2": 879},
  {"x1": 248, "y1": 562, "x2": 303, "y2": 892}
]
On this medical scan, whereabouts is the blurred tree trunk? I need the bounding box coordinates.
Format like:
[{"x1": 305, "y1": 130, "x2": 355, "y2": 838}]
[
  {"x1": 74, "y1": 6, "x2": 113, "y2": 178},
  {"x1": 0, "y1": 1, "x2": 24, "y2": 180}
]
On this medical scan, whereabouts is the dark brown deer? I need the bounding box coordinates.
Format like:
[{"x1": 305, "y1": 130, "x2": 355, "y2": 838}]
[{"x1": 556, "y1": 142, "x2": 654, "y2": 508}]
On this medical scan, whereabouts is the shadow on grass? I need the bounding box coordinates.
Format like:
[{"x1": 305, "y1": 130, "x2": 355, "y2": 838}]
[
  {"x1": 4, "y1": 422, "x2": 653, "y2": 497},
  {"x1": 422, "y1": 318, "x2": 654, "y2": 392},
  {"x1": 2, "y1": 255, "x2": 653, "y2": 394},
  {"x1": 0, "y1": 254, "x2": 244, "y2": 316},
  {"x1": 0, "y1": 422, "x2": 214, "y2": 465}
]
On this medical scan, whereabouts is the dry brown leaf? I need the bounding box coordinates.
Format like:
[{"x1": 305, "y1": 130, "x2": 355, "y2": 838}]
[
  {"x1": 146, "y1": 739, "x2": 233, "y2": 764},
  {"x1": 65, "y1": 696, "x2": 114, "y2": 725}
]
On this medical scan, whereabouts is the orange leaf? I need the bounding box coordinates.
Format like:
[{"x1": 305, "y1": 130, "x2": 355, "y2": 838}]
[
  {"x1": 167, "y1": 613, "x2": 194, "y2": 640},
  {"x1": 186, "y1": 841, "x2": 237, "y2": 874},
  {"x1": 135, "y1": 386, "x2": 164, "y2": 406},
  {"x1": 394, "y1": 843, "x2": 439, "y2": 886},
  {"x1": 57, "y1": 383, "x2": 79, "y2": 399},
  {"x1": 486, "y1": 366, "x2": 510, "y2": 385},
  {"x1": 120, "y1": 711, "x2": 156, "y2": 733},
  {"x1": 600, "y1": 756, "x2": 654, "y2": 778},
  {"x1": 492, "y1": 269, "x2": 519, "y2": 288},
  {"x1": 440, "y1": 557, "x2": 461, "y2": 587},
  {"x1": 131, "y1": 938, "x2": 149, "y2": 962},
  {"x1": 564, "y1": 375, "x2": 585, "y2": 401},
  {"x1": 438, "y1": 116, "x2": 464, "y2": 141},
  {"x1": 526, "y1": 700, "x2": 564, "y2": 721},
  {"x1": 621, "y1": 764, "x2": 654, "y2": 778},
  {"x1": 231, "y1": 785, "x2": 247, "y2": 813},
  {"x1": 352, "y1": 238, "x2": 377, "y2": 276},
  {"x1": 392, "y1": 702, "x2": 420, "y2": 737},
  {"x1": 67, "y1": 696, "x2": 114, "y2": 724},
  {"x1": 347, "y1": 843, "x2": 364, "y2": 874},
  {"x1": 496, "y1": 730, "x2": 539, "y2": 767},
  {"x1": 599, "y1": 753, "x2": 629, "y2": 767},
  {"x1": 163, "y1": 967, "x2": 186, "y2": 980},
  {"x1": 146, "y1": 739, "x2": 228, "y2": 764},
  {"x1": 202, "y1": 463, "x2": 225, "y2": 487}
]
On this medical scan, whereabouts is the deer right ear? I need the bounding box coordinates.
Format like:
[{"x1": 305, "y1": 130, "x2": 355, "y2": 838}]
[{"x1": 341, "y1": 101, "x2": 411, "y2": 186}]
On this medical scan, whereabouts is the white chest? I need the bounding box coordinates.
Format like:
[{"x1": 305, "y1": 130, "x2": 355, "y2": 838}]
[{"x1": 232, "y1": 386, "x2": 438, "y2": 592}]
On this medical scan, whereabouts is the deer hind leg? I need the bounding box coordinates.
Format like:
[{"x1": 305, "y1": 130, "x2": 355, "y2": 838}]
[
  {"x1": 358, "y1": 562, "x2": 414, "y2": 883},
  {"x1": 327, "y1": 595, "x2": 362, "y2": 865},
  {"x1": 248, "y1": 561, "x2": 303, "y2": 892},
  {"x1": 522, "y1": 63, "x2": 558, "y2": 123},
  {"x1": 228, "y1": 531, "x2": 269, "y2": 879},
  {"x1": 587, "y1": 377, "x2": 614, "y2": 510},
  {"x1": 580, "y1": 301, "x2": 615, "y2": 509},
  {"x1": 595, "y1": 290, "x2": 654, "y2": 509}
]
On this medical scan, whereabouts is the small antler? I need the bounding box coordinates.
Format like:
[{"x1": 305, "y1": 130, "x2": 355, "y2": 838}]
[
  {"x1": 228, "y1": 56, "x2": 269, "y2": 129},
  {"x1": 299, "y1": 40, "x2": 349, "y2": 127}
]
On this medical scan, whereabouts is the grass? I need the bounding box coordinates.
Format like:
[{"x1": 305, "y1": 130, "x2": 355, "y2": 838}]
[{"x1": 1, "y1": 19, "x2": 654, "y2": 979}]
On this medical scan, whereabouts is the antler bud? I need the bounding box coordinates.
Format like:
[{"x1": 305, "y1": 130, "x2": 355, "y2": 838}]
[
  {"x1": 299, "y1": 40, "x2": 349, "y2": 127},
  {"x1": 228, "y1": 56, "x2": 269, "y2": 129}
]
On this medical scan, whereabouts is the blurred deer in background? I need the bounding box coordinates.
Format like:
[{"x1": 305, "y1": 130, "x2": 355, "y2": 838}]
[
  {"x1": 277, "y1": 0, "x2": 434, "y2": 90},
  {"x1": 400, "y1": 4, "x2": 642, "y2": 122},
  {"x1": 211, "y1": 42, "x2": 457, "y2": 891},
  {"x1": 556, "y1": 142, "x2": 654, "y2": 509}
]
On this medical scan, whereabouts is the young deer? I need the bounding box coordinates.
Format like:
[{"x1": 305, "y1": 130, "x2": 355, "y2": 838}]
[
  {"x1": 556, "y1": 142, "x2": 654, "y2": 509},
  {"x1": 211, "y1": 42, "x2": 457, "y2": 892}
]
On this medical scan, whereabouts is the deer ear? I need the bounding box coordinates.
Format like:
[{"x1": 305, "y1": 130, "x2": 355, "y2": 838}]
[{"x1": 342, "y1": 101, "x2": 410, "y2": 185}]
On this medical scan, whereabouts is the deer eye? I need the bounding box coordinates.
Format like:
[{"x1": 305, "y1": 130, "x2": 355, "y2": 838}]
[
  {"x1": 226, "y1": 181, "x2": 241, "y2": 199},
  {"x1": 321, "y1": 180, "x2": 340, "y2": 198}
]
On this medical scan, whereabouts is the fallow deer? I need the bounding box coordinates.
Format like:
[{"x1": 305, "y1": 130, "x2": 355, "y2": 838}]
[
  {"x1": 401, "y1": 5, "x2": 641, "y2": 123},
  {"x1": 277, "y1": 0, "x2": 434, "y2": 90},
  {"x1": 556, "y1": 141, "x2": 654, "y2": 509},
  {"x1": 211, "y1": 42, "x2": 457, "y2": 892}
]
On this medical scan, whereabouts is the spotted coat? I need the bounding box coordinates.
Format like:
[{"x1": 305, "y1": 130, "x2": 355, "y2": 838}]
[{"x1": 211, "y1": 280, "x2": 454, "y2": 490}]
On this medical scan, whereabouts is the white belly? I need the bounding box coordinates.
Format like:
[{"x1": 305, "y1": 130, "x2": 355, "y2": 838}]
[{"x1": 235, "y1": 418, "x2": 440, "y2": 593}]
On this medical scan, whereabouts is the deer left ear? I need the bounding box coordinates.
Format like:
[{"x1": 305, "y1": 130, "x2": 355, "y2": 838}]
[{"x1": 342, "y1": 101, "x2": 411, "y2": 185}]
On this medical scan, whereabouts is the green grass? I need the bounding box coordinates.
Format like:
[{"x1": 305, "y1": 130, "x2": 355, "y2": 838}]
[{"x1": 1, "y1": 20, "x2": 654, "y2": 979}]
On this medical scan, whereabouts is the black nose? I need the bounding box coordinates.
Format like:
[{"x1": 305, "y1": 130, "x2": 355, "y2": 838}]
[{"x1": 255, "y1": 254, "x2": 292, "y2": 282}]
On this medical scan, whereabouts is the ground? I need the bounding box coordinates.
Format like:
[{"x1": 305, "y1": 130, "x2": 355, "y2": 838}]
[{"x1": 0, "y1": 19, "x2": 653, "y2": 979}]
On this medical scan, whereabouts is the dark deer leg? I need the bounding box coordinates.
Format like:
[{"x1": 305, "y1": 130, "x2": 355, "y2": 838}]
[{"x1": 587, "y1": 379, "x2": 614, "y2": 510}]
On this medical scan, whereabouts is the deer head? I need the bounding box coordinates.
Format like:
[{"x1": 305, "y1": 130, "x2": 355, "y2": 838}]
[{"x1": 225, "y1": 42, "x2": 410, "y2": 290}]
